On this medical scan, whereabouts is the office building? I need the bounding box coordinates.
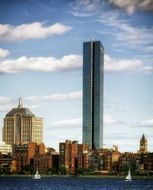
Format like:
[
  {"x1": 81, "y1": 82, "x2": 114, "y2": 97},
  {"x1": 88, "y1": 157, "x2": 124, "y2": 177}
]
[
  {"x1": 83, "y1": 40, "x2": 104, "y2": 149},
  {"x1": 3, "y1": 97, "x2": 43, "y2": 146}
]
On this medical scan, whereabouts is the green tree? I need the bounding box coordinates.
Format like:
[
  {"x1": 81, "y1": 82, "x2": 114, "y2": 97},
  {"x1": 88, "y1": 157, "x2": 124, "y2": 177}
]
[
  {"x1": 22, "y1": 165, "x2": 34, "y2": 175},
  {"x1": 47, "y1": 168, "x2": 58, "y2": 175},
  {"x1": 0, "y1": 167, "x2": 3, "y2": 175},
  {"x1": 58, "y1": 166, "x2": 67, "y2": 175}
]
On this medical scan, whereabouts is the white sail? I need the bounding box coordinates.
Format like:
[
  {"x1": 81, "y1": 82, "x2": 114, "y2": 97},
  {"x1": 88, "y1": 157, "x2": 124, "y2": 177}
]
[
  {"x1": 33, "y1": 168, "x2": 41, "y2": 179},
  {"x1": 125, "y1": 169, "x2": 132, "y2": 181}
]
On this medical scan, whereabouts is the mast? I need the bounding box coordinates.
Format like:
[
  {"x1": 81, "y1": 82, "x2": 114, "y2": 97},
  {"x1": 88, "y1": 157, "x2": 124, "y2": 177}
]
[{"x1": 18, "y1": 97, "x2": 23, "y2": 108}]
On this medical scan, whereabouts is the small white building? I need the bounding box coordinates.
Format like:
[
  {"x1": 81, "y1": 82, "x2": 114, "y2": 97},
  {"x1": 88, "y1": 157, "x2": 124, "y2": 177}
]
[{"x1": 0, "y1": 142, "x2": 12, "y2": 155}]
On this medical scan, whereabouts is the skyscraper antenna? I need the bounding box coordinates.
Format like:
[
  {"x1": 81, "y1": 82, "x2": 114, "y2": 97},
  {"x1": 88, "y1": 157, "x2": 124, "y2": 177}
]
[{"x1": 18, "y1": 97, "x2": 23, "y2": 108}]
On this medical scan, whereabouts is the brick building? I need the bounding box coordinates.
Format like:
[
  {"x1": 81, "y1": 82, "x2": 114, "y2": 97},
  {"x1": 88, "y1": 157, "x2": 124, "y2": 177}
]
[{"x1": 59, "y1": 140, "x2": 89, "y2": 174}]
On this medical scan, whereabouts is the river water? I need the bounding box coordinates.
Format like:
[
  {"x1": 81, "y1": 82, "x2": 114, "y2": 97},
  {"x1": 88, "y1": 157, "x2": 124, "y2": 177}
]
[{"x1": 0, "y1": 176, "x2": 153, "y2": 190}]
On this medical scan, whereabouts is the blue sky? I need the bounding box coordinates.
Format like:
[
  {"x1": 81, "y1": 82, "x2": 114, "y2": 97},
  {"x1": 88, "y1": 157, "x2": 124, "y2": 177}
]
[{"x1": 0, "y1": 0, "x2": 153, "y2": 152}]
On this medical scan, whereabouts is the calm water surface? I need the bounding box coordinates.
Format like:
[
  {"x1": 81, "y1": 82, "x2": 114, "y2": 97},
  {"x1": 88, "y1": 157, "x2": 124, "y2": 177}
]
[{"x1": 0, "y1": 176, "x2": 153, "y2": 190}]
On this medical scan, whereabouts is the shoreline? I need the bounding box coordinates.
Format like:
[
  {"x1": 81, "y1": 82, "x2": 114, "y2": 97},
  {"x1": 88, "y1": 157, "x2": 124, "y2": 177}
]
[{"x1": 0, "y1": 174, "x2": 153, "y2": 179}]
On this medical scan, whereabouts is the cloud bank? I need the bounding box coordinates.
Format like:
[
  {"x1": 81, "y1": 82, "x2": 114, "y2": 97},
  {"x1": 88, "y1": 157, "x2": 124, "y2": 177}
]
[
  {"x1": 26, "y1": 91, "x2": 82, "y2": 102},
  {"x1": 51, "y1": 114, "x2": 122, "y2": 128},
  {"x1": 0, "y1": 92, "x2": 82, "y2": 112},
  {"x1": 99, "y1": 11, "x2": 153, "y2": 47},
  {"x1": 0, "y1": 22, "x2": 72, "y2": 42},
  {"x1": 0, "y1": 48, "x2": 10, "y2": 58},
  {"x1": 104, "y1": 54, "x2": 153, "y2": 73},
  {"x1": 0, "y1": 53, "x2": 152, "y2": 73},
  {"x1": 69, "y1": 0, "x2": 102, "y2": 17},
  {"x1": 109, "y1": 0, "x2": 153, "y2": 14},
  {"x1": 140, "y1": 118, "x2": 153, "y2": 127},
  {"x1": 0, "y1": 54, "x2": 82, "y2": 73}
]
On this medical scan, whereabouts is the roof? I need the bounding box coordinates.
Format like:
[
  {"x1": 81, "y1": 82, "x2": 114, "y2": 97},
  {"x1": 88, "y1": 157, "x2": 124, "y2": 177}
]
[
  {"x1": 6, "y1": 108, "x2": 35, "y2": 117},
  {"x1": 141, "y1": 134, "x2": 146, "y2": 141}
]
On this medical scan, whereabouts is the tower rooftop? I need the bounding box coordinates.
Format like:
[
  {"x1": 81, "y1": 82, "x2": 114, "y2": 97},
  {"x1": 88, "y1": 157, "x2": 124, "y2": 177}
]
[{"x1": 6, "y1": 97, "x2": 35, "y2": 117}]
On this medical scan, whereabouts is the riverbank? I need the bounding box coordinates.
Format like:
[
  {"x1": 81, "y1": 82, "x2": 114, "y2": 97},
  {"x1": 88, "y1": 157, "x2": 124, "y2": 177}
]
[{"x1": 0, "y1": 174, "x2": 153, "y2": 179}]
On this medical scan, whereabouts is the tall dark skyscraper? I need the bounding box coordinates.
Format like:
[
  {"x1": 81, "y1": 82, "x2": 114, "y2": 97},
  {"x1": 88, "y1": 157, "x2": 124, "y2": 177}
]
[{"x1": 83, "y1": 40, "x2": 104, "y2": 150}]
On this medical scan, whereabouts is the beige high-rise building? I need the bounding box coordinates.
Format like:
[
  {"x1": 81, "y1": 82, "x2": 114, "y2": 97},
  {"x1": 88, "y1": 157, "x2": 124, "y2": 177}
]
[{"x1": 3, "y1": 97, "x2": 43, "y2": 146}]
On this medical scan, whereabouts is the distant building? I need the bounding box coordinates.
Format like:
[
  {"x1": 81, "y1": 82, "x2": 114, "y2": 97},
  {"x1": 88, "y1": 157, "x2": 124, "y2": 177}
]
[
  {"x1": 0, "y1": 155, "x2": 16, "y2": 174},
  {"x1": 33, "y1": 154, "x2": 52, "y2": 174},
  {"x1": 59, "y1": 140, "x2": 78, "y2": 174},
  {"x1": 88, "y1": 146, "x2": 120, "y2": 173},
  {"x1": 139, "y1": 134, "x2": 148, "y2": 153},
  {"x1": 3, "y1": 97, "x2": 43, "y2": 146},
  {"x1": 77, "y1": 144, "x2": 89, "y2": 170},
  {"x1": 0, "y1": 142, "x2": 12, "y2": 155},
  {"x1": 143, "y1": 153, "x2": 153, "y2": 171},
  {"x1": 46, "y1": 147, "x2": 59, "y2": 171},
  {"x1": 83, "y1": 40, "x2": 104, "y2": 150},
  {"x1": 59, "y1": 140, "x2": 89, "y2": 174},
  {"x1": 118, "y1": 152, "x2": 138, "y2": 172},
  {"x1": 13, "y1": 142, "x2": 36, "y2": 173},
  {"x1": 13, "y1": 142, "x2": 46, "y2": 173}
]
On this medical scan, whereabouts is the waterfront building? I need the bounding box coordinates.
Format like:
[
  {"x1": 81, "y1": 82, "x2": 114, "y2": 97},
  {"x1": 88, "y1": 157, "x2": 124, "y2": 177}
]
[
  {"x1": 0, "y1": 155, "x2": 16, "y2": 174},
  {"x1": 33, "y1": 154, "x2": 52, "y2": 174},
  {"x1": 139, "y1": 134, "x2": 148, "y2": 153},
  {"x1": 13, "y1": 142, "x2": 36, "y2": 173},
  {"x1": 83, "y1": 40, "x2": 104, "y2": 149},
  {"x1": 3, "y1": 97, "x2": 43, "y2": 146},
  {"x1": 77, "y1": 144, "x2": 89, "y2": 169},
  {"x1": 0, "y1": 142, "x2": 12, "y2": 155},
  {"x1": 59, "y1": 140, "x2": 78, "y2": 174},
  {"x1": 59, "y1": 140, "x2": 89, "y2": 174},
  {"x1": 143, "y1": 153, "x2": 153, "y2": 171},
  {"x1": 13, "y1": 142, "x2": 45, "y2": 173}
]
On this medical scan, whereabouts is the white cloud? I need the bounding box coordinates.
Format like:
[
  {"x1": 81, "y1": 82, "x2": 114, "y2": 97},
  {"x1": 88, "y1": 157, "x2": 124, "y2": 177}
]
[
  {"x1": 104, "y1": 115, "x2": 115, "y2": 125},
  {"x1": 50, "y1": 114, "x2": 121, "y2": 128},
  {"x1": 0, "y1": 54, "x2": 82, "y2": 73},
  {"x1": 0, "y1": 96, "x2": 15, "y2": 112},
  {"x1": 104, "y1": 114, "x2": 123, "y2": 125},
  {"x1": 109, "y1": 0, "x2": 153, "y2": 14},
  {"x1": 26, "y1": 91, "x2": 82, "y2": 102},
  {"x1": 140, "y1": 118, "x2": 153, "y2": 127},
  {"x1": 104, "y1": 54, "x2": 153, "y2": 73},
  {"x1": 0, "y1": 48, "x2": 10, "y2": 58},
  {"x1": 99, "y1": 11, "x2": 153, "y2": 47},
  {"x1": 52, "y1": 118, "x2": 82, "y2": 127},
  {"x1": 0, "y1": 22, "x2": 72, "y2": 42},
  {"x1": 0, "y1": 53, "x2": 152, "y2": 74},
  {"x1": 0, "y1": 96, "x2": 11, "y2": 104},
  {"x1": 69, "y1": 0, "x2": 102, "y2": 17}
]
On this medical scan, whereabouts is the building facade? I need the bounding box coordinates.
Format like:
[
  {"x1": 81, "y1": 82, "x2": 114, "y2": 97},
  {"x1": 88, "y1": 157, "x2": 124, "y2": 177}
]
[
  {"x1": 33, "y1": 154, "x2": 52, "y2": 174},
  {"x1": 59, "y1": 140, "x2": 78, "y2": 174},
  {"x1": 77, "y1": 144, "x2": 89, "y2": 170},
  {"x1": 139, "y1": 134, "x2": 148, "y2": 153},
  {"x1": 3, "y1": 98, "x2": 43, "y2": 146},
  {"x1": 59, "y1": 140, "x2": 89, "y2": 174},
  {"x1": 0, "y1": 142, "x2": 12, "y2": 155},
  {"x1": 13, "y1": 142, "x2": 36, "y2": 173},
  {"x1": 83, "y1": 40, "x2": 104, "y2": 149},
  {"x1": 0, "y1": 155, "x2": 16, "y2": 174}
]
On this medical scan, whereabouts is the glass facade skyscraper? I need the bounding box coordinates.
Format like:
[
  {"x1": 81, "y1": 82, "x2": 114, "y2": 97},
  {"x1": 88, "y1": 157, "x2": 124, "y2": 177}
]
[{"x1": 83, "y1": 40, "x2": 104, "y2": 150}]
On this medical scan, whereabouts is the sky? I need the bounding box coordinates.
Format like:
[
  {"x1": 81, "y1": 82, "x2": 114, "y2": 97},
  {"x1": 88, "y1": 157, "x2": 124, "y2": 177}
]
[{"x1": 0, "y1": 0, "x2": 153, "y2": 152}]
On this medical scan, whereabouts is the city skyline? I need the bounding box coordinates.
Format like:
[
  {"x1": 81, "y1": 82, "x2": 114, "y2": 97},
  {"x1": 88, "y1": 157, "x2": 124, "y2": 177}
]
[
  {"x1": 0, "y1": 0, "x2": 153, "y2": 152},
  {"x1": 83, "y1": 40, "x2": 104, "y2": 149}
]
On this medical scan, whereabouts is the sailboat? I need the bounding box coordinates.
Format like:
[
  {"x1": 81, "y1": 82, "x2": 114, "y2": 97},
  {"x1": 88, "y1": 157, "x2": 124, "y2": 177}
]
[
  {"x1": 125, "y1": 168, "x2": 132, "y2": 181},
  {"x1": 33, "y1": 168, "x2": 41, "y2": 179}
]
